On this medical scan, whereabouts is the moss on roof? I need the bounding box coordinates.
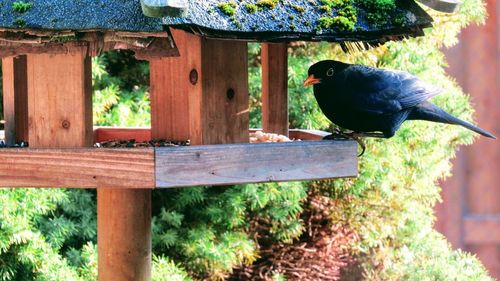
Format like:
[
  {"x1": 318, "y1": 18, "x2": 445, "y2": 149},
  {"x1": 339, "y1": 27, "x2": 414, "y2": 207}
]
[
  {"x1": 0, "y1": 0, "x2": 163, "y2": 32},
  {"x1": 0, "y1": 0, "x2": 433, "y2": 43},
  {"x1": 159, "y1": 0, "x2": 432, "y2": 42}
]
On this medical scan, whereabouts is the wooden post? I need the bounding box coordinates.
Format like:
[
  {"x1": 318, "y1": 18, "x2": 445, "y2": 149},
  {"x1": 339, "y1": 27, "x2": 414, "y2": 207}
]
[
  {"x1": 150, "y1": 29, "x2": 249, "y2": 145},
  {"x1": 2, "y1": 55, "x2": 28, "y2": 145},
  {"x1": 96, "y1": 60, "x2": 152, "y2": 281},
  {"x1": 25, "y1": 47, "x2": 150, "y2": 280},
  {"x1": 261, "y1": 43, "x2": 288, "y2": 136},
  {"x1": 97, "y1": 189, "x2": 151, "y2": 281},
  {"x1": 26, "y1": 50, "x2": 92, "y2": 147}
]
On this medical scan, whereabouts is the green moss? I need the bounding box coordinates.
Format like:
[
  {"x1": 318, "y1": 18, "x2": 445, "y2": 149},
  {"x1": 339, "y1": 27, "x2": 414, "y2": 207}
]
[
  {"x1": 318, "y1": 5, "x2": 332, "y2": 13},
  {"x1": 217, "y1": 1, "x2": 237, "y2": 16},
  {"x1": 315, "y1": 0, "x2": 357, "y2": 32},
  {"x1": 358, "y1": 0, "x2": 397, "y2": 26},
  {"x1": 256, "y1": 0, "x2": 279, "y2": 9},
  {"x1": 317, "y1": 15, "x2": 355, "y2": 31},
  {"x1": 289, "y1": 24, "x2": 296, "y2": 30},
  {"x1": 288, "y1": 15, "x2": 295, "y2": 20},
  {"x1": 12, "y1": 1, "x2": 33, "y2": 13},
  {"x1": 293, "y1": 5, "x2": 306, "y2": 13},
  {"x1": 13, "y1": 18, "x2": 26, "y2": 27},
  {"x1": 317, "y1": 16, "x2": 335, "y2": 29},
  {"x1": 245, "y1": 3, "x2": 258, "y2": 13}
]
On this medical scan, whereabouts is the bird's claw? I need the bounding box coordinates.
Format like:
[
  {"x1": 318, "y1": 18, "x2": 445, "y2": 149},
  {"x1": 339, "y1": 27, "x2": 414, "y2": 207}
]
[{"x1": 323, "y1": 129, "x2": 366, "y2": 157}]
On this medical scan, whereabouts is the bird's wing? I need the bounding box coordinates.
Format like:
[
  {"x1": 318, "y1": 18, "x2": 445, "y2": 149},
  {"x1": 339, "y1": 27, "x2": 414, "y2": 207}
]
[{"x1": 340, "y1": 66, "x2": 441, "y2": 115}]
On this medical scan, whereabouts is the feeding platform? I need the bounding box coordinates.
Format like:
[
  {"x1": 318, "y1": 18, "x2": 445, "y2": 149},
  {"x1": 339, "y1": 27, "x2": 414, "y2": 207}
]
[
  {"x1": 0, "y1": 128, "x2": 356, "y2": 189},
  {"x1": 0, "y1": 0, "x2": 432, "y2": 280}
]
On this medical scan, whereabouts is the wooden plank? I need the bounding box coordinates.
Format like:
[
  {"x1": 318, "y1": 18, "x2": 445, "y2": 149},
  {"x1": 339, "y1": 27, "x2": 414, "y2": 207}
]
[
  {"x1": 26, "y1": 48, "x2": 92, "y2": 147},
  {"x1": 261, "y1": 43, "x2": 289, "y2": 136},
  {"x1": 92, "y1": 127, "x2": 330, "y2": 142},
  {"x1": 463, "y1": 216, "x2": 500, "y2": 244},
  {"x1": 289, "y1": 129, "x2": 329, "y2": 140},
  {"x1": 156, "y1": 140, "x2": 357, "y2": 188},
  {"x1": 93, "y1": 127, "x2": 152, "y2": 143},
  {"x1": 2, "y1": 55, "x2": 28, "y2": 145},
  {"x1": 1, "y1": 57, "x2": 15, "y2": 145},
  {"x1": 0, "y1": 148, "x2": 155, "y2": 189}
]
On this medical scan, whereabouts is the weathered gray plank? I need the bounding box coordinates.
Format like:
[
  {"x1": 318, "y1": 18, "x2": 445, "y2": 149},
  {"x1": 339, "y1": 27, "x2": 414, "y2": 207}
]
[{"x1": 156, "y1": 140, "x2": 357, "y2": 188}]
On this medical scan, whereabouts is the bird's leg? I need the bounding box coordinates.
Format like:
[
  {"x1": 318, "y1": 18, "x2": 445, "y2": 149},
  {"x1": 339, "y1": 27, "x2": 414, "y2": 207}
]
[
  {"x1": 351, "y1": 132, "x2": 386, "y2": 138},
  {"x1": 323, "y1": 128, "x2": 350, "y2": 140},
  {"x1": 323, "y1": 129, "x2": 366, "y2": 156}
]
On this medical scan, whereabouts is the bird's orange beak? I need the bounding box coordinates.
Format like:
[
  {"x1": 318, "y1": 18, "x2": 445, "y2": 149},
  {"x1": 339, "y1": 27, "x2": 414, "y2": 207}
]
[{"x1": 303, "y1": 75, "x2": 321, "y2": 87}]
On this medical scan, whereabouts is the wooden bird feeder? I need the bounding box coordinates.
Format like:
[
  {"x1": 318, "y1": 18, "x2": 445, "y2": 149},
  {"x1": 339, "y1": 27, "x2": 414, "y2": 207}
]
[{"x1": 0, "y1": 0, "x2": 432, "y2": 280}]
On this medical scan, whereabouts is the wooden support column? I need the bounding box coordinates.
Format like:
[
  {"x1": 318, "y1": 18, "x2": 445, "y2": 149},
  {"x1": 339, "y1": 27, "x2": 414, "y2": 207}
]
[
  {"x1": 150, "y1": 29, "x2": 249, "y2": 145},
  {"x1": 97, "y1": 189, "x2": 151, "y2": 281},
  {"x1": 26, "y1": 50, "x2": 92, "y2": 147},
  {"x1": 261, "y1": 43, "x2": 288, "y2": 136},
  {"x1": 96, "y1": 62, "x2": 152, "y2": 281},
  {"x1": 2, "y1": 55, "x2": 28, "y2": 145}
]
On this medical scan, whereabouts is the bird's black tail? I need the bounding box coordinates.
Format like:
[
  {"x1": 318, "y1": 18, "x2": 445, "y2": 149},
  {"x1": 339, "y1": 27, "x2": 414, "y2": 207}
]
[{"x1": 408, "y1": 101, "x2": 496, "y2": 139}]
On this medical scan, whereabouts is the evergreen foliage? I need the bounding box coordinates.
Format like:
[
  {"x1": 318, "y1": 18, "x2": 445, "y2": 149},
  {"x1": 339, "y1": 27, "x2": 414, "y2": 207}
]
[{"x1": 0, "y1": 0, "x2": 495, "y2": 279}]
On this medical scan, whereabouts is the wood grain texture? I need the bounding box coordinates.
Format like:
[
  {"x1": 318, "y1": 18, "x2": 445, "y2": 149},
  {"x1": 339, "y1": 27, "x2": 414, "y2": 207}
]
[
  {"x1": 0, "y1": 148, "x2": 155, "y2": 188},
  {"x1": 2, "y1": 55, "x2": 28, "y2": 145},
  {"x1": 156, "y1": 140, "x2": 357, "y2": 188},
  {"x1": 98, "y1": 189, "x2": 152, "y2": 281},
  {"x1": 1, "y1": 57, "x2": 15, "y2": 145},
  {"x1": 149, "y1": 29, "x2": 249, "y2": 145},
  {"x1": 200, "y1": 39, "x2": 249, "y2": 144},
  {"x1": 93, "y1": 127, "x2": 152, "y2": 143},
  {"x1": 26, "y1": 47, "x2": 92, "y2": 148},
  {"x1": 463, "y1": 216, "x2": 500, "y2": 244},
  {"x1": 261, "y1": 43, "x2": 289, "y2": 136},
  {"x1": 149, "y1": 29, "x2": 201, "y2": 141}
]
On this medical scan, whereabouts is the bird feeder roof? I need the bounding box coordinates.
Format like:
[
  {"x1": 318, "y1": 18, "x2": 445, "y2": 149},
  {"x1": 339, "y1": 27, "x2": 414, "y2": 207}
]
[{"x1": 0, "y1": 0, "x2": 432, "y2": 45}]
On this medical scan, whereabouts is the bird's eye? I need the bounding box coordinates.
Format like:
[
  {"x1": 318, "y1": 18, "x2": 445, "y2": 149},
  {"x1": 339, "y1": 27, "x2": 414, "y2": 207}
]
[{"x1": 326, "y1": 68, "x2": 334, "y2": 76}]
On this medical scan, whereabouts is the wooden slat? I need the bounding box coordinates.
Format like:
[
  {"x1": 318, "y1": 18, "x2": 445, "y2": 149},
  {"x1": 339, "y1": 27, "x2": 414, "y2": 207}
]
[
  {"x1": 2, "y1": 55, "x2": 28, "y2": 145},
  {"x1": 92, "y1": 127, "x2": 330, "y2": 142},
  {"x1": 93, "y1": 127, "x2": 152, "y2": 143},
  {"x1": 1, "y1": 57, "x2": 15, "y2": 145},
  {"x1": 156, "y1": 140, "x2": 357, "y2": 188},
  {"x1": 463, "y1": 216, "x2": 500, "y2": 244},
  {"x1": 0, "y1": 148, "x2": 155, "y2": 189},
  {"x1": 261, "y1": 43, "x2": 289, "y2": 136}
]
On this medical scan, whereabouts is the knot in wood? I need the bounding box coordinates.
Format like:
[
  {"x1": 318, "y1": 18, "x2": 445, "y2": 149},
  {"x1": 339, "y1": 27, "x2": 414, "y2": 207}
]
[
  {"x1": 189, "y1": 69, "x2": 198, "y2": 85},
  {"x1": 61, "y1": 120, "x2": 71, "y2": 129},
  {"x1": 226, "y1": 88, "x2": 235, "y2": 100}
]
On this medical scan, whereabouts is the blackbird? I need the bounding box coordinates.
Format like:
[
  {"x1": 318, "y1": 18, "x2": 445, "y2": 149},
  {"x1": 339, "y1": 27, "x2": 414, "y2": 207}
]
[{"x1": 304, "y1": 60, "x2": 496, "y2": 153}]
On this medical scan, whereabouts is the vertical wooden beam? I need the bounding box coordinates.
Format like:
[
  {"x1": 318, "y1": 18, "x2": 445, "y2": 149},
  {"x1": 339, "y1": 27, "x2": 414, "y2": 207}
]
[
  {"x1": 97, "y1": 57, "x2": 153, "y2": 281},
  {"x1": 150, "y1": 29, "x2": 249, "y2": 145},
  {"x1": 27, "y1": 51, "x2": 92, "y2": 147},
  {"x1": 2, "y1": 55, "x2": 28, "y2": 145},
  {"x1": 149, "y1": 29, "x2": 201, "y2": 141},
  {"x1": 97, "y1": 189, "x2": 151, "y2": 281},
  {"x1": 261, "y1": 43, "x2": 288, "y2": 136}
]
